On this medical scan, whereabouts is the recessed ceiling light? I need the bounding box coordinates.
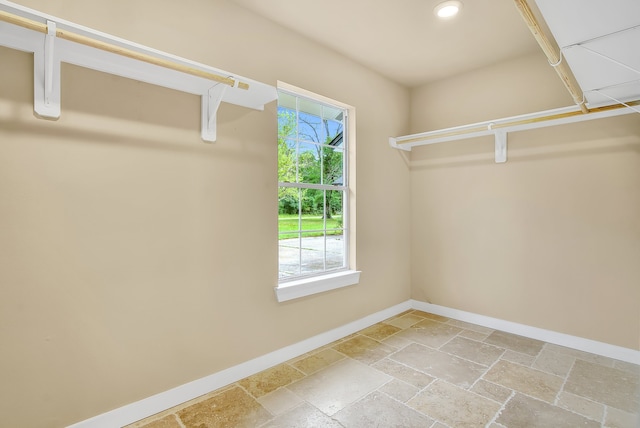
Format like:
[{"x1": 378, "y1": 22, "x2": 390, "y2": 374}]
[{"x1": 434, "y1": 0, "x2": 463, "y2": 19}]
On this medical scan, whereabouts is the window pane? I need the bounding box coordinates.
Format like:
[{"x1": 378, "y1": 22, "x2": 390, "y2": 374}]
[
  {"x1": 298, "y1": 142, "x2": 321, "y2": 184},
  {"x1": 278, "y1": 139, "x2": 297, "y2": 183},
  {"x1": 277, "y1": 107, "x2": 297, "y2": 139},
  {"x1": 301, "y1": 232, "x2": 325, "y2": 275},
  {"x1": 326, "y1": 231, "x2": 345, "y2": 270},
  {"x1": 300, "y1": 188, "x2": 322, "y2": 218},
  {"x1": 279, "y1": 233, "x2": 300, "y2": 279},
  {"x1": 322, "y1": 147, "x2": 343, "y2": 186},
  {"x1": 300, "y1": 215, "x2": 324, "y2": 236},
  {"x1": 325, "y1": 120, "x2": 344, "y2": 145},
  {"x1": 278, "y1": 187, "x2": 299, "y2": 235},
  {"x1": 298, "y1": 111, "x2": 326, "y2": 143},
  {"x1": 326, "y1": 189, "x2": 344, "y2": 228}
]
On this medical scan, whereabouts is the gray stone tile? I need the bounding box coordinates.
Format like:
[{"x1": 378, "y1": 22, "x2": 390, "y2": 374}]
[
  {"x1": 470, "y1": 379, "x2": 513, "y2": 404},
  {"x1": 287, "y1": 358, "x2": 391, "y2": 416},
  {"x1": 458, "y1": 329, "x2": 491, "y2": 341},
  {"x1": 496, "y1": 393, "x2": 600, "y2": 428},
  {"x1": 259, "y1": 402, "x2": 343, "y2": 428},
  {"x1": 565, "y1": 359, "x2": 640, "y2": 412},
  {"x1": 445, "y1": 319, "x2": 494, "y2": 335},
  {"x1": 372, "y1": 357, "x2": 435, "y2": 389},
  {"x1": 395, "y1": 319, "x2": 463, "y2": 348},
  {"x1": 257, "y1": 388, "x2": 304, "y2": 416},
  {"x1": 532, "y1": 348, "x2": 575, "y2": 377},
  {"x1": 613, "y1": 360, "x2": 640, "y2": 375},
  {"x1": 604, "y1": 406, "x2": 640, "y2": 428},
  {"x1": 440, "y1": 336, "x2": 504, "y2": 366},
  {"x1": 378, "y1": 378, "x2": 420, "y2": 403},
  {"x1": 484, "y1": 330, "x2": 544, "y2": 356},
  {"x1": 382, "y1": 334, "x2": 414, "y2": 349},
  {"x1": 483, "y1": 360, "x2": 563, "y2": 403},
  {"x1": 544, "y1": 343, "x2": 616, "y2": 367},
  {"x1": 501, "y1": 349, "x2": 535, "y2": 366},
  {"x1": 391, "y1": 343, "x2": 486, "y2": 389},
  {"x1": 334, "y1": 391, "x2": 434, "y2": 427},
  {"x1": 556, "y1": 391, "x2": 604, "y2": 423},
  {"x1": 408, "y1": 380, "x2": 501, "y2": 427}
]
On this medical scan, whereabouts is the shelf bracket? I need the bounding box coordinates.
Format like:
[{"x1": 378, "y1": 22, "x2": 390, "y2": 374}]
[
  {"x1": 388, "y1": 137, "x2": 411, "y2": 151},
  {"x1": 34, "y1": 20, "x2": 61, "y2": 119},
  {"x1": 494, "y1": 130, "x2": 507, "y2": 163},
  {"x1": 201, "y1": 83, "x2": 228, "y2": 143}
]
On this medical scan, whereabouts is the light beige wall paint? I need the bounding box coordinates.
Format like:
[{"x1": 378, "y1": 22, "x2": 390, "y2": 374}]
[
  {"x1": 410, "y1": 53, "x2": 640, "y2": 350},
  {"x1": 0, "y1": 1, "x2": 411, "y2": 426}
]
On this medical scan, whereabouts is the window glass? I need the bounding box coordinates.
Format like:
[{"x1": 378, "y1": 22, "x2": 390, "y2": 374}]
[{"x1": 278, "y1": 89, "x2": 348, "y2": 281}]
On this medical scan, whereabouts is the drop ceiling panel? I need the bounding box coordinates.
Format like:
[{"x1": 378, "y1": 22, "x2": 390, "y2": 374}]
[
  {"x1": 534, "y1": 0, "x2": 640, "y2": 47},
  {"x1": 563, "y1": 31, "x2": 640, "y2": 89},
  {"x1": 535, "y1": 0, "x2": 640, "y2": 108}
]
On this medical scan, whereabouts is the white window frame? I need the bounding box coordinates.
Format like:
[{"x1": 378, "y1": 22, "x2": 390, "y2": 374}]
[{"x1": 275, "y1": 82, "x2": 359, "y2": 302}]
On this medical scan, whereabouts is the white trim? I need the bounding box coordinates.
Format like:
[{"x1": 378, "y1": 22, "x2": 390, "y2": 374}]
[
  {"x1": 275, "y1": 270, "x2": 361, "y2": 302},
  {"x1": 67, "y1": 300, "x2": 410, "y2": 428},
  {"x1": 411, "y1": 300, "x2": 640, "y2": 364}
]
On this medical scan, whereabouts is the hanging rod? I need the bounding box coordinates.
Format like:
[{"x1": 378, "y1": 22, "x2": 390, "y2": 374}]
[
  {"x1": 0, "y1": 9, "x2": 249, "y2": 90},
  {"x1": 513, "y1": 0, "x2": 588, "y2": 113},
  {"x1": 389, "y1": 101, "x2": 639, "y2": 161}
]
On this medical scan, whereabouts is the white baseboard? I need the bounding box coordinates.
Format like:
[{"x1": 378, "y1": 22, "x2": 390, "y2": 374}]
[
  {"x1": 411, "y1": 300, "x2": 640, "y2": 365},
  {"x1": 67, "y1": 300, "x2": 412, "y2": 428},
  {"x1": 69, "y1": 298, "x2": 639, "y2": 427}
]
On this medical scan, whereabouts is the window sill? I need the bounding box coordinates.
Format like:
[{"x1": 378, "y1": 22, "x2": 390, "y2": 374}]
[{"x1": 275, "y1": 270, "x2": 361, "y2": 302}]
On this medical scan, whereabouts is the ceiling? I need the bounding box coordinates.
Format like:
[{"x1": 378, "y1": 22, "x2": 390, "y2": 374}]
[
  {"x1": 231, "y1": 0, "x2": 640, "y2": 110},
  {"x1": 230, "y1": 0, "x2": 540, "y2": 88}
]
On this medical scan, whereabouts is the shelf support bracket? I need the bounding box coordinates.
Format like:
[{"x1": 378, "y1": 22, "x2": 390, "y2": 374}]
[
  {"x1": 494, "y1": 130, "x2": 507, "y2": 163},
  {"x1": 201, "y1": 83, "x2": 228, "y2": 143},
  {"x1": 388, "y1": 137, "x2": 411, "y2": 151},
  {"x1": 34, "y1": 20, "x2": 61, "y2": 119}
]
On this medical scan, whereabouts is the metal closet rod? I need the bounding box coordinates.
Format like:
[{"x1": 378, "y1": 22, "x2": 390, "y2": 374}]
[
  {"x1": 513, "y1": 0, "x2": 588, "y2": 114},
  {"x1": 0, "y1": 9, "x2": 250, "y2": 90}
]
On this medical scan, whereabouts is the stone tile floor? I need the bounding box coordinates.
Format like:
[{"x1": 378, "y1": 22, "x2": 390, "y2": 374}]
[{"x1": 127, "y1": 310, "x2": 640, "y2": 427}]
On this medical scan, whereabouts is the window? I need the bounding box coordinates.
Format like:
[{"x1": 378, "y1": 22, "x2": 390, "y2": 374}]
[{"x1": 276, "y1": 83, "x2": 359, "y2": 301}]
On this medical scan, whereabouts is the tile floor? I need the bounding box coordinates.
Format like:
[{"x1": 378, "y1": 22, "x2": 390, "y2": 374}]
[{"x1": 128, "y1": 310, "x2": 640, "y2": 428}]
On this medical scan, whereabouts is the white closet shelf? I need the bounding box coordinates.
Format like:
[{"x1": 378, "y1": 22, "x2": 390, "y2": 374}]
[
  {"x1": 0, "y1": 0, "x2": 277, "y2": 142},
  {"x1": 389, "y1": 101, "x2": 639, "y2": 163}
]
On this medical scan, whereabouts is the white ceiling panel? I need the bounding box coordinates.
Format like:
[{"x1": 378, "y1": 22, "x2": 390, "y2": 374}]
[
  {"x1": 535, "y1": 0, "x2": 640, "y2": 47},
  {"x1": 535, "y1": 0, "x2": 640, "y2": 108}
]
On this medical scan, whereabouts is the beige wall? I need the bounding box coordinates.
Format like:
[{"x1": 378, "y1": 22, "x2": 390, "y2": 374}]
[
  {"x1": 0, "y1": 1, "x2": 411, "y2": 426},
  {"x1": 410, "y1": 52, "x2": 640, "y2": 351}
]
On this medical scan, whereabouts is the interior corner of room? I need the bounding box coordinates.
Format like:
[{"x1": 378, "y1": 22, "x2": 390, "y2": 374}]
[{"x1": 0, "y1": 0, "x2": 638, "y2": 427}]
